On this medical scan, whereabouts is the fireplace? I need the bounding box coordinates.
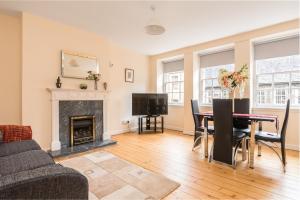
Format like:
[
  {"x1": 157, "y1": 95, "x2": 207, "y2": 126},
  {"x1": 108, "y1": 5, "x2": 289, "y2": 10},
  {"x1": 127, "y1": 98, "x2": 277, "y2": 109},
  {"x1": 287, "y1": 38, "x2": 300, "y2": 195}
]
[{"x1": 70, "y1": 115, "x2": 96, "y2": 146}]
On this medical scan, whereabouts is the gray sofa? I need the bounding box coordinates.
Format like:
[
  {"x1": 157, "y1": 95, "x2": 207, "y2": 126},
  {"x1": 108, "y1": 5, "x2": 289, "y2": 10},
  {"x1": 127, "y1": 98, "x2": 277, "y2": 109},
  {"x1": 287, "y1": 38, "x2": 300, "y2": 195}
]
[{"x1": 0, "y1": 140, "x2": 88, "y2": 199}]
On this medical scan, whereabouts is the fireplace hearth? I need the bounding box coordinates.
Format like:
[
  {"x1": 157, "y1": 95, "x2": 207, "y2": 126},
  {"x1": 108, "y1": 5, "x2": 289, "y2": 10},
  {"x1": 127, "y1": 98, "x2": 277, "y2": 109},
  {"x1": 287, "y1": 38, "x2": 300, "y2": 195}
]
[{"x1": 70, "y1": 115, "x2": 95, "y2": 146}]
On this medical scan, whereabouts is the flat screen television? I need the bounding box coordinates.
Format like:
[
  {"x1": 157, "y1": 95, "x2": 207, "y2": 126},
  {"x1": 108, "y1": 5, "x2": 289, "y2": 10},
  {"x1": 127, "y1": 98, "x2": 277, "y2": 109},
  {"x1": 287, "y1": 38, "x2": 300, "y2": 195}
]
[{"x1": 132, "y1": 93, "x2": 168, "y2": 116}]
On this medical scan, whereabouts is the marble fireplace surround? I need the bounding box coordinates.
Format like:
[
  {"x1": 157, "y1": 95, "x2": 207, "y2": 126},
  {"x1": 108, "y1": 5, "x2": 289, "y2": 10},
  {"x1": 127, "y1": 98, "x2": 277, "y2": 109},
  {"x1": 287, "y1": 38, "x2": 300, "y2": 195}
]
[{"x1": 47, "y1": 88, "x2": 109, "y2": 151}]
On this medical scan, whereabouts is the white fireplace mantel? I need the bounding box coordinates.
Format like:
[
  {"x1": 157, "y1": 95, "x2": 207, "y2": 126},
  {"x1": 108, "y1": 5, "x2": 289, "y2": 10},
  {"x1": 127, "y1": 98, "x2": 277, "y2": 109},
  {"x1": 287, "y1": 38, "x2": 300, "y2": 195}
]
[{"x1": 47, "y1": 88, "x2": 109, "y2": 151}]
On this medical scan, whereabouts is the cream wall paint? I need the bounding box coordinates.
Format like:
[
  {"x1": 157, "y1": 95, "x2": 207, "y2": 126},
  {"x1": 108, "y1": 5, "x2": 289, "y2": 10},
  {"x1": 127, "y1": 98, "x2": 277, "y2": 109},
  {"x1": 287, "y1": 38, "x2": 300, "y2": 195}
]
[
  {"x1": 21, "y1": 13, "x2": 149, "y2": 150},
  {"x1": 0, "y1": 13, "x2": 21, "y2": 124},
  {"x1": 150, "y1": 19, "x2": 300, "y2": 150}
]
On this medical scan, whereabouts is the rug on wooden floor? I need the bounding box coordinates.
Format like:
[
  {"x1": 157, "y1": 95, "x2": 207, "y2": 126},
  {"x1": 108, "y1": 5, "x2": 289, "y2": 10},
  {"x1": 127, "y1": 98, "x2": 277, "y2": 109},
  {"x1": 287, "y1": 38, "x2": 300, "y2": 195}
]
[{"x1": 59, "y1": 151, "x2": 180, "y2": 200}]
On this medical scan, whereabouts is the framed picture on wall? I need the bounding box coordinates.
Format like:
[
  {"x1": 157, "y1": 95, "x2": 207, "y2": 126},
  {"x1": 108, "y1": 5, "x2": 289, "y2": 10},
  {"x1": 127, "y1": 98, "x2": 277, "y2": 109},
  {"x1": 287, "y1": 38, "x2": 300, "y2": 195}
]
[{"x1": 125, "y1": 68, "x2": 134, "y2": 83}]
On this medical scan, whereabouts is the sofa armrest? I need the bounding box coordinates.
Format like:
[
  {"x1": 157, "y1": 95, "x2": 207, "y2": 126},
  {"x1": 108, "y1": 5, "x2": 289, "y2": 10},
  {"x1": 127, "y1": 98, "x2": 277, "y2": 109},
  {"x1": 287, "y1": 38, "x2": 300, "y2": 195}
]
[{"x1": 0, "y1": 164, "x2": 88, "y2": 199}]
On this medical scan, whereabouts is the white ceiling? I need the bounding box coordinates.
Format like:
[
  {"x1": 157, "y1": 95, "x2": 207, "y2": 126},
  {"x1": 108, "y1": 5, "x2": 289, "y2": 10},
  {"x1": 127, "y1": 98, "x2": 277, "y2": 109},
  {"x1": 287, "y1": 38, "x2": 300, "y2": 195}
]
[{"x1": 0, "y1": 1, "x2": 299, "y2": 55}]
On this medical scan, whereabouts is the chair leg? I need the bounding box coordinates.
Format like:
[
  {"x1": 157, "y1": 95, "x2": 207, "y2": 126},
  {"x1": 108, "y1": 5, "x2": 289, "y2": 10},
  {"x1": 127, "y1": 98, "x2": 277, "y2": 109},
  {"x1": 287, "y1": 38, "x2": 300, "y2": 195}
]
[
  {"x1": 232, "y1": 140, "x2": 242, "y2": 168},
  {"x1": 192, "y1": 132, "x2": 202, "y2": 151},
  {"x1": 281, "y1": 141, "x2": 286, "y2": 172},
  {"x1": 258, "y1": 143, "x2": 262, "y2": 156},
  {"x1": 209, "y1": 140, "x2": 214, "y2": 162},
  {"x1": 245, "y1": 138, "x2": 250, "y2": 164}
]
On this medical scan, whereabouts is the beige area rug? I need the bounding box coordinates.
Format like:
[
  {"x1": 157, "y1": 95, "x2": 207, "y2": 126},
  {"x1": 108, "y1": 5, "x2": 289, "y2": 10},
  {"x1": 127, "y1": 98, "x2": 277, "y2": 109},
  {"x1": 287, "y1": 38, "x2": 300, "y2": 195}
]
[{"x1": 59, "y1": 151, "x2": 180, "y2": 200}]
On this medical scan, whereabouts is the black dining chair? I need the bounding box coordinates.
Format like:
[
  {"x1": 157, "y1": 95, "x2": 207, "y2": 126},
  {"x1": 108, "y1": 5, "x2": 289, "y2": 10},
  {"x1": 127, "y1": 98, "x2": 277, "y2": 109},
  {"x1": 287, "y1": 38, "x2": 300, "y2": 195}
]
[
  {"x1": 233, "y1": 98, "x2": 251, "y2": 135},
  {"x1": 210, "y1": 99, "x2": 247, "y2": 168},
  {"x1": 255, "y1": 99, "x2": 290, "y2": 172},
  {"x1": 191, "y1": 100, "x2": 214, "y2": 151}
]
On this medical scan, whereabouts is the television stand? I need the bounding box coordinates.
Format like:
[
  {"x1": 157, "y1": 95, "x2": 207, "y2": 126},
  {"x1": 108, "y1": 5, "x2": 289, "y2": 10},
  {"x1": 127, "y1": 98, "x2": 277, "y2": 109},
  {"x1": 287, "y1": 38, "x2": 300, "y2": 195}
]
[{"x1": 138, "y1": 115, "x2": 164, "y2": 134}]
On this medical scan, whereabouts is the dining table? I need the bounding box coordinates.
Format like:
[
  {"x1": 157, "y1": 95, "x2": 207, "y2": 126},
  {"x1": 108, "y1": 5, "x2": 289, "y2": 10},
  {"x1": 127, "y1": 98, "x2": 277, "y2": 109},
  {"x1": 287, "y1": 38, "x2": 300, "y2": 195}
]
[{"x1": 196, "y1": 112, "x2": 279, "y2": 168}]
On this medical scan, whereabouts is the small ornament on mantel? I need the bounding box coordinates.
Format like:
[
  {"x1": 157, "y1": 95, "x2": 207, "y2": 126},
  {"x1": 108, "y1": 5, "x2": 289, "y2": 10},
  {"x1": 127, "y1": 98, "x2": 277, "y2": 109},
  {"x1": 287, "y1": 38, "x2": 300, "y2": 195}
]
[
  {"x1": 103, "y1": 82, "x2": 107, "y2": 91},
  {"x1": 56, "y1": 76, "x2": 62, "y2": 88}
]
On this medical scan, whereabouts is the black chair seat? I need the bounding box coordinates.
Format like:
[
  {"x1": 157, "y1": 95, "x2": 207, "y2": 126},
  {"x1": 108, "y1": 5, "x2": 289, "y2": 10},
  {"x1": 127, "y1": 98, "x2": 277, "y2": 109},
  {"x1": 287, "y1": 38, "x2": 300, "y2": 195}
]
[
  {"x1": 234, "y1": 128, "x2": 250, "y2": 135},
  {"x1": 233, "y1": 131, "x2": 246, "y2": 140},
  {"x1": 255, "y1": 131, "x2": 281, "y2": 143}
]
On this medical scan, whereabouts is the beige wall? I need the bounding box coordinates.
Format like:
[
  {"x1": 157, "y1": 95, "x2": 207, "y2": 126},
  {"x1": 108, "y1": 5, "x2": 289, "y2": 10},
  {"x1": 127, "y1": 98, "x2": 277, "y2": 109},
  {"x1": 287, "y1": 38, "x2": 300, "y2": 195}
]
[
  {"x1": 0, "y1": 13, "x2": 21, "y2": 124},
  {"x1": 19, "y1": 13, "x2": 149, "y2": 150},
  {"x1": 150, "y1": 19, "x2": 300, "y2": 150}
]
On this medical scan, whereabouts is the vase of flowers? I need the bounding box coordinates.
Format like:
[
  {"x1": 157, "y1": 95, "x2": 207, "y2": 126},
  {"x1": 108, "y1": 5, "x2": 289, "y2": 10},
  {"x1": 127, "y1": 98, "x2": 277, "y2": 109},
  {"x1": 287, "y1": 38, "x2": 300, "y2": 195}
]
[
  {"x1": 218, "y1": 64, "x2": 248, "y2": 97},
  {"x1": 218, "y1": 64, "x2": 248, "y2": 110}
]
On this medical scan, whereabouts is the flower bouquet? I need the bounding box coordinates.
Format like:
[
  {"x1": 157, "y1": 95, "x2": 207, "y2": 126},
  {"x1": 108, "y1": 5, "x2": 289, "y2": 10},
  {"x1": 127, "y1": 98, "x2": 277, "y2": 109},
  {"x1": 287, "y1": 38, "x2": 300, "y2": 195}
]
[{"x1": 218, "y1": 64, "x2": 248, "y2": 98}]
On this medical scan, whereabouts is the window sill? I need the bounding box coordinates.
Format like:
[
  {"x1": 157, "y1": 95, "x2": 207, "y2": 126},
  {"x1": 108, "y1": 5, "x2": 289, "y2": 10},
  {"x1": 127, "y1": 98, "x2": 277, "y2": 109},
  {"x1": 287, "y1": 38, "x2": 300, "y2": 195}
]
[
  {"x1": 199, "y1": 104, "x2": 212, "y2": 108},
  {"x1": 252, "y1": 106, "x2": 300, "y2": 112},
  {"x1": 168, "y1": 104, "x2": 184, "y2": 107}
]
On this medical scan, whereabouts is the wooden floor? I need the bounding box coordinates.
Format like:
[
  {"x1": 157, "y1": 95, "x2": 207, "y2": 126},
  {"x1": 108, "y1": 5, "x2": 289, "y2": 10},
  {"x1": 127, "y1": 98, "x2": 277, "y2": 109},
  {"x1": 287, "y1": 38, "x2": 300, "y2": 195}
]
[{"x1": 58, "y1": 130, "x2": 300, "y2": 200}]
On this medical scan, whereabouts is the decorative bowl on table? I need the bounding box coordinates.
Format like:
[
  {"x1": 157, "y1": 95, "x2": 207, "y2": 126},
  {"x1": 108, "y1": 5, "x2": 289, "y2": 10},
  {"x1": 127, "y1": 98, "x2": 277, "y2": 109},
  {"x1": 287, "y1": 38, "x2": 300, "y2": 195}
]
[{"x1": 79, "y1": 83, "x2": 88, "y2": 90}]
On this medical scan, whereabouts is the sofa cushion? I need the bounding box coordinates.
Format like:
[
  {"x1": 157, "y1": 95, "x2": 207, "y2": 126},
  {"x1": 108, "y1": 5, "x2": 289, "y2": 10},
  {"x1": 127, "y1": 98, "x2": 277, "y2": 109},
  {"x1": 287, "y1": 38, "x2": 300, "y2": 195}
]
[
  {"x1": 0, "y1": 140, "x2": 41, "y2": 157},
  {"x1": 0, "y1": 130, "x2": 2, "y2": 143},
  {"x1": 0, "y1": 150, "x2": 54, "y2": 176},
  {"x1": 0, "y1": 125, "x2": 32, "y2": 143}
]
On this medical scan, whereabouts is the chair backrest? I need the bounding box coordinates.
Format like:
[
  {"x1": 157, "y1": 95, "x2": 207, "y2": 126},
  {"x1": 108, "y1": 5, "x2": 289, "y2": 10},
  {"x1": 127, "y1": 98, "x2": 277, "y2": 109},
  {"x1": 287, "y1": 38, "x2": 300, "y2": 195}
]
[
  {"x1": 191, "y1": 100, "x2": 202, "y2": 129},
  {"x1": 212, "y1": 99, "x2": 233, "y2": 165},
  {"x1": 280, "y1": 99, "x2": 290, "y2": 142},
  {"x1": 233, "y1": 98, "x2": 250, "y2": 129}
]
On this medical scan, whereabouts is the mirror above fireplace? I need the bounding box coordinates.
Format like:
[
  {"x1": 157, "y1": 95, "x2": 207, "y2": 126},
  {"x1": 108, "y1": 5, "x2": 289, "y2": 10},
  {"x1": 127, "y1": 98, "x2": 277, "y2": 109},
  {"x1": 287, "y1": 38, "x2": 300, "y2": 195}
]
[{"x1": 61, "y1": 50, "x2": 99, "y2": 79}]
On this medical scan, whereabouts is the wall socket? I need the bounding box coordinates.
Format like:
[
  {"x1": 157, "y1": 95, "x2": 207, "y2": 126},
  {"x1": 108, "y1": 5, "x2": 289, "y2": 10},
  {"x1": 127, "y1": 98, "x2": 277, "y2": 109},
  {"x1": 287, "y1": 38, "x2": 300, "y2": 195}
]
[{"x1": 121, "y1": 120, "x2": 130, "y2": 124}]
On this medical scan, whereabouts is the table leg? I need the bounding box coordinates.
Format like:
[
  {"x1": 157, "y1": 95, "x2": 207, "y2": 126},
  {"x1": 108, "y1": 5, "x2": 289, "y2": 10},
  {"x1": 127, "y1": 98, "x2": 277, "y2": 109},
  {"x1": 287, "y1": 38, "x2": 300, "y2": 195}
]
[
  {"x1": 242, "y1": 138, "x2": 247, "y2": 161},
  {"x1": 249, "y1": 121, "x2": 257, "y2": 169},
  {"x1": 204, "y1": 117, "x2": 208, "y2": 158}
]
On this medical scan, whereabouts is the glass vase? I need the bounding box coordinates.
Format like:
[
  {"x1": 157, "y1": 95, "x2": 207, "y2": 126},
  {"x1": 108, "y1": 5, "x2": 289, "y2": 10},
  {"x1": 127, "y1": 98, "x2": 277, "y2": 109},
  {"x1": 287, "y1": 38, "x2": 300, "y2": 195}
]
[{"x1": 238, "y1": 83, "x2": 245, "y2": 99}]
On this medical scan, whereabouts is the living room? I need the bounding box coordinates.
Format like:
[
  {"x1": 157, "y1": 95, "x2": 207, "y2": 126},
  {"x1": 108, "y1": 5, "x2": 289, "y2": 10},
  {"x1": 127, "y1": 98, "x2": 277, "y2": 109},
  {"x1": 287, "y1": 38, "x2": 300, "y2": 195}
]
[{"x1": 0, "y1": 1, "x2": 299, "y2": 200}]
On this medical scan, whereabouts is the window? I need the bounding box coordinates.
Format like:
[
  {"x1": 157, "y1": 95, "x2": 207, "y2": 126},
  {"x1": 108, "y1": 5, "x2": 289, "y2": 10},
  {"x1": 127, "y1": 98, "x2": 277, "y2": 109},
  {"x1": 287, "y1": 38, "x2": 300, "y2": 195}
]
[
  {"x1": 163, "y1": 59, "x2": 184, "y2": 105},
  {"x1": 254, "y1": 35, "x2": 300, "y2": 107},
  {"x1": 199, "y1": 49, "x2": 235, "y2": 104},
  {"x1": 164, "y1": 71, "x2": 184, "y2": 104},
  {"x1": 255, "y1": 55, "x2": 300, "y2": 106}
]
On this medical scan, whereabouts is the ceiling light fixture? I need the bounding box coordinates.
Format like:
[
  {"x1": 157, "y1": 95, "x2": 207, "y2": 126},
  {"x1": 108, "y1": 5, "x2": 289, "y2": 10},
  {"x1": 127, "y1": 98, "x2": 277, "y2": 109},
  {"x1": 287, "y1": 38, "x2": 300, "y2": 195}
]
[{"x1": 145, "y1": 5, "x2": 165, "y2": 35}]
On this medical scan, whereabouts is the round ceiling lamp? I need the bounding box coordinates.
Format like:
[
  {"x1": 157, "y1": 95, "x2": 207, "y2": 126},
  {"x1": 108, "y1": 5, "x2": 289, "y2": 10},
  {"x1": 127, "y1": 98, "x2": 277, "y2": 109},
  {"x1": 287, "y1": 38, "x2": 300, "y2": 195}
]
[{"x1": 145, "y1": 5, "x2": 165, "y2": 35}]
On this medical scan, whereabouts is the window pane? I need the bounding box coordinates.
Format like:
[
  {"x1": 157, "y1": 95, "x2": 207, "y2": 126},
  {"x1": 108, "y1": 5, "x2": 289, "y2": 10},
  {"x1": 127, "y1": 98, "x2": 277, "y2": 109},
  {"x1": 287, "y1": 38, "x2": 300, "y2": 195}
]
[
  {"x1": 292, "y1": 55, "x2": 300, "y2": 71},
  {"x1": 274, "y1": 73, "x2": 290, "y2": 84},
  {"x1": 291, "y1": 88, "x2": 300, "y2": 105},
  {"x1": 257, "y1": 74, "x2": 272, "y2": 87},
  {"x1": 292, "y1": 72, "x2": 300, "y2": 82},
  {"x1": 213, "y1": 88, "x2": 221, "y2": 99},
  {"x1": 274, "y1": 87, "x2": 289, "y2": 105},
  {"x1": 172, "y1": 93, "x2": 180, "y2": 103},
  {"x1": 212, "y1": 79, "x2": 219, "y2": 87},
  {"x1": 165, "y1": 83, "x2": 172, "y2": 93},
  {"x1": 179, "y1": 72, "x2": 184, "y2": 81},
  {"x1": 257, "y1": 89, "x2": 272, "y2": 105},
  {"x1": 180, "y1": 82, "x2": 184, "y2": 92},
  {"x1": 172, "y1": 82, "x2": 180, "y2": 92}
]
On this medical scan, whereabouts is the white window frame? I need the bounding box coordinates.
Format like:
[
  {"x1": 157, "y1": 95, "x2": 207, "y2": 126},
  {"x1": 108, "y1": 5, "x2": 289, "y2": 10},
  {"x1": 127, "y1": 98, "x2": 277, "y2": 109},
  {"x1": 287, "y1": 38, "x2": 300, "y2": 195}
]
[
  {"x1": 163, "y1": 70, "x2": 184, "y2": 106},
  {"x1": 253, "y1": 56, "x2": 300, "y2": 108}
]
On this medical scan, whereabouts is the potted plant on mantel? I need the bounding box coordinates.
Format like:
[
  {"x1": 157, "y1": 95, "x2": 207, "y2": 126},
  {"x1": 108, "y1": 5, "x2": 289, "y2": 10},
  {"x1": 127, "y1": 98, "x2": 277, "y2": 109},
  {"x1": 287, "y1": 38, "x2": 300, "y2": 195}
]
[
  {"x1": 86, "y1": 71, "x2": 100, "y2": 90},
  {"x1": 218, "y1": 64, "x2": 248, "y2": 99}
]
